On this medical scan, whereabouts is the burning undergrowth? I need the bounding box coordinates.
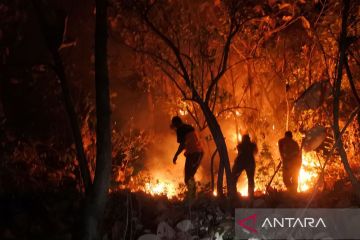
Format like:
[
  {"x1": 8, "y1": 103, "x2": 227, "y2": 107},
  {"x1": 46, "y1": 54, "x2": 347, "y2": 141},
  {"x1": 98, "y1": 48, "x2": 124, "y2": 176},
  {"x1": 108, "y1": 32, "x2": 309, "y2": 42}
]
[{"x1": 107, "y1": 122, "x2": 329, "y2": 200}]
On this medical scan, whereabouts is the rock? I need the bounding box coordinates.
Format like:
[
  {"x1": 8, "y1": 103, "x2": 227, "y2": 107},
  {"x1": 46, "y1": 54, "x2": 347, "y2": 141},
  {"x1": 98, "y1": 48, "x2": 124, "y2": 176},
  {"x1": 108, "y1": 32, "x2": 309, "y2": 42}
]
[
  {"x1": 215, "y1": 207, "x2": 224, "y2": 221},
  {"x1": 214, "y1": 232, "x2": 224, "y2": 240},
  {"x1": 219, "y1": 220, "x2": 233, "y2": 230},
  {"x1": 138, "y1": 234, "x2": 158, "y2": 240},
  {"x1": 176, "y1": 219, "x2": 194, "y2": 232},
  {"x1": 157, "y1": 221, "x2": 175, "y2": 240}
]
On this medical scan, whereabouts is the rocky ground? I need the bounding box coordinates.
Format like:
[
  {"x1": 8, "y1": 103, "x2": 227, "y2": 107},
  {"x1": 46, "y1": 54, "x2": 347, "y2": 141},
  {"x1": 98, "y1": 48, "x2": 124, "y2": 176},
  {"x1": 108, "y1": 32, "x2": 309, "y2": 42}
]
[{"x1": 0, "y1": 181, "x2": 359, "y2": 240}]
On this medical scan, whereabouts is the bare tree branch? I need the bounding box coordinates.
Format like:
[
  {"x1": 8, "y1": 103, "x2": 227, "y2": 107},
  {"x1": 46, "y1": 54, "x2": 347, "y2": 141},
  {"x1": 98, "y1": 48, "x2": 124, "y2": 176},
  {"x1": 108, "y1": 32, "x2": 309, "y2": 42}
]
[
  {"x1": 344, "y1": 55, "x2": 360, "y2": 105},
  {"x1": 157, "y1": 64, "x2": 189, "y2": 99},
  {"x1": 141, "y1": 5, "x2": 193, "y2": 90}
]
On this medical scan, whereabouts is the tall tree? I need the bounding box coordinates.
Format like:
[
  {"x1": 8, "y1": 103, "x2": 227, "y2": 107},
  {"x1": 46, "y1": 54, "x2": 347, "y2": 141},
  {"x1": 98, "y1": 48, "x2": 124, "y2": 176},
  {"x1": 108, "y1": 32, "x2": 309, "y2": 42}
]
[
  {"x1": 115, "y1": 0, "x2": 259, "y2": 197},
  {"x1": 333, "y1": 0, "x2": 360, "y2": 199},
  {"x1": 82, "y1": 0, "x2": 112, "y2": 239}
]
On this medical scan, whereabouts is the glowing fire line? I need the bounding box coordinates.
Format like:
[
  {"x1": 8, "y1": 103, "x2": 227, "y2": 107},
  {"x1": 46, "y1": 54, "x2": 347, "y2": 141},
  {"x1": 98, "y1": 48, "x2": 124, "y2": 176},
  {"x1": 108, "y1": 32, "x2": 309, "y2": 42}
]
[
  {"x1": 121, "y1": 133, "x2": 320, "y2": 199},
  {"x1": 144, "y1": 181, "x2": 178, "y2": 198}
]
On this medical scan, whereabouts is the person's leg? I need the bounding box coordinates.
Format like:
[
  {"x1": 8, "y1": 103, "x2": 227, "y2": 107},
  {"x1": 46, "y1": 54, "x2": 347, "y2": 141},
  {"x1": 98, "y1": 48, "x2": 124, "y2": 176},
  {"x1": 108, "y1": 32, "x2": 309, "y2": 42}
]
[
  {"x1": 184, "y1": 156, "x2": 194, "y2": 201},
  {"x1": 184, "y1": 156, "x2": 191, "y2": 185},
  {"x1": 184, "y1": 152, "x2": 202, "y2": 199},
  {"x1": 283, "y1": 165, "x2": 292, "y2": 191},
  {"x1": 232, "y1": 158, "x2": 244, "y2": 194},
  {"x1": 245, "y1": 161, "x2": 255, "y2": 204}
]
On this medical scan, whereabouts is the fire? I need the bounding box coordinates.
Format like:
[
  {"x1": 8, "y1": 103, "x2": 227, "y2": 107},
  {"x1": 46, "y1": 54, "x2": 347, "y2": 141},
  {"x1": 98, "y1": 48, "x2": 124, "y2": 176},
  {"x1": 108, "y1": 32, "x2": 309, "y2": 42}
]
[
  {"x1": 238, "y1": 184, "x2": 248, "y2": 196},
  {"x1": 237, "y1": 133, "x2": 242, "y2": 142},
  {"x1": 298, "y1": 151, "x2": 320, "y2": 192},
  {"x1": 144, "y1": 181, "x2": 177, "y2": 198},
  {"x1": 232, "y1": 132, "x2": 242, "y2": 144},
  {"x1": 119, "y1": 134, "x2": 320, "y2": 199},
  {"x1": 179, "y1": 109, "x2": 187, "y2": 116},
  {"x1": 122, "y1": 175, "x2": 182, "y2": 199}
]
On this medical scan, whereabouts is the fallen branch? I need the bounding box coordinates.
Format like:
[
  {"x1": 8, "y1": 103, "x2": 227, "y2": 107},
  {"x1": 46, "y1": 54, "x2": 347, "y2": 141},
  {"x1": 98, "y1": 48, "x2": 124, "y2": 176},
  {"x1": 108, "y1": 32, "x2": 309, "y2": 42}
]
[{"x1": 265, "y1": 160, "x2": 282, "y2": 194}]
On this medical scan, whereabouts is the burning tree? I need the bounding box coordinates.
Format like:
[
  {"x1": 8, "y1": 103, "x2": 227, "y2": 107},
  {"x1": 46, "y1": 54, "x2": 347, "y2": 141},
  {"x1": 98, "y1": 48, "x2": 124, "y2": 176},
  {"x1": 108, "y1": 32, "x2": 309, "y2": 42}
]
[{"x1": 111, "y1": 0, "x2": 263, "y2": 197}]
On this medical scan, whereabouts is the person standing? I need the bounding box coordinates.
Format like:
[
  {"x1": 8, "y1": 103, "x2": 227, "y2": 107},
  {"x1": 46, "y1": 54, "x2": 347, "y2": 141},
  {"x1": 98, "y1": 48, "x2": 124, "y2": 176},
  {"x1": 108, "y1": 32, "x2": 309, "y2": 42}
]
[
  {"x1": 278, "y1": 131, "x2": 302, "y2": 193},
  {"x1": 232, "y1": 134, "x2": 257, "y2": 202},
  {"x1": 171, "y1": 116, "x2": 203, "y2": 199}
]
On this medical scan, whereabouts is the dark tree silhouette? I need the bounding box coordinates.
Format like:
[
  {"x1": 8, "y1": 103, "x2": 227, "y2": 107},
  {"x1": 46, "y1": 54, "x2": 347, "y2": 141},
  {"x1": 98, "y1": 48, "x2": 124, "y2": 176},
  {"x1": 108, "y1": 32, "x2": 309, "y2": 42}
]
[{"x1": 82, "y1": 0, "x2": 112, "y2": 239}]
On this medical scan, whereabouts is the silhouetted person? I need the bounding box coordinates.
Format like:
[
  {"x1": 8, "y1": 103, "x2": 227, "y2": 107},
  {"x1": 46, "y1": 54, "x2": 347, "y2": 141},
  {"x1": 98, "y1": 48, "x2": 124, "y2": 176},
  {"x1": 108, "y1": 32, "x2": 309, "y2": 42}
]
[
  {"x1": 278, "y1": 131, "x2": 302, "y2": 193},
  {"x1": 232, "y1": 134, "x2": 257, "y2": 202},
  {"x1": 171, "y1": 116, "x2": 203, "y2": 199}
]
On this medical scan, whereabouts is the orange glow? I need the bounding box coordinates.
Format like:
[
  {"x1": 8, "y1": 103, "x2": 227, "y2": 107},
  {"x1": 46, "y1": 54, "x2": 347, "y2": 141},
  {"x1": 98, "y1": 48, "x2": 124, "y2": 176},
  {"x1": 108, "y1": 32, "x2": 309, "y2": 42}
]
[
  {"x1": 179, "y1": 109, "x2": 187, "y2": 116},
  {"x1": 298, "y1": 151, "x2": 320, "y2": 192},
  {"x1": 119, "y1": 130, "x2": 320, "y2": 199},
  {"x1": 232, "y1": 132, "x2": 242, "y2": 143},
  {"x1": 144, "y1": 181, "x2": 177, "y2": 198},
  {"x1": 237, "y1": 181, "x2": 248, "y2": 196}
]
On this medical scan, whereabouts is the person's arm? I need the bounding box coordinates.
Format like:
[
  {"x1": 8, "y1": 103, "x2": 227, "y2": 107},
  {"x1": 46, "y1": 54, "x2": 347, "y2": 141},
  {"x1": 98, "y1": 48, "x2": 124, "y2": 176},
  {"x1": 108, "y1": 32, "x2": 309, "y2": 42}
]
[{"x1": 173, "y1": 142, "x2": 185, "y2": 164}]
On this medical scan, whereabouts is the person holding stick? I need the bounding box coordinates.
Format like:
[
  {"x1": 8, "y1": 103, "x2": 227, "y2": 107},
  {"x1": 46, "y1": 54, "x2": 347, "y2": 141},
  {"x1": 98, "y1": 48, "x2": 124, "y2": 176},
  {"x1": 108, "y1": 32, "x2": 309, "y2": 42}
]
[{"x1": 278, "y1": 131, "x2": 302, "y2": 193}]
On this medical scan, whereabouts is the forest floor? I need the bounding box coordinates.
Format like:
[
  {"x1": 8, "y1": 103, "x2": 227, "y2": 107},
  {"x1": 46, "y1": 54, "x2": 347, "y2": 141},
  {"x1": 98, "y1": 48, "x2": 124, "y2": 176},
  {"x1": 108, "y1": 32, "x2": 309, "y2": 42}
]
[{"x1": 0, "y1": 181, "x2": 359, "y2": 240}]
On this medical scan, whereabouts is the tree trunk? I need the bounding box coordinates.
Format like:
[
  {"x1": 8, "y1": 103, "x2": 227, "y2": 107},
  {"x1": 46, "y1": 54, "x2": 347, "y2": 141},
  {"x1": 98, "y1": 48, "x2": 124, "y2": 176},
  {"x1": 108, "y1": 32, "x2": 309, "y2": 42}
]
[
  {"x1": 210, "y1": 148, "x2": 218, "y2": 193},
  {"x1": 333, "y1": 0, "x2": 360, "y2": 199},
  {"x1": 217, "y1": 157, "x2": 225, "y2": 197},
  {"x1": 81, "y1": 0, "x2": 112, "y2": 239},
  {"x1": 30, "y1": 0, "x2": 92, "y2": 193},
  {"x1": 199, "y1": 101, "x2": 234, "y2": 197},
  {"x1": 53, "y1": 53, "x2": 92, "y2": 193}
]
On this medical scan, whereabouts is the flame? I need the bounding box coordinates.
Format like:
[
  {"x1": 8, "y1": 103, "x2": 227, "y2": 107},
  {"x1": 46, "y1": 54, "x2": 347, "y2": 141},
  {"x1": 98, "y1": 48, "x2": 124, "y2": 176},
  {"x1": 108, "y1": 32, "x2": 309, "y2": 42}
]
[
  {"x1": 144, "y1": 181, "x2": 177, "y2": 198},
  {"x1": 119, "y1": 130, "x2": 321, "y2": 199},
  {"x1": 179, "y1": 109, "x2": 187, "y2": 116},
  {"x1": 238, "y1": 185, "x2": 248, "y2": 196},
  {"x1": 232, "y1": 132, "x2": 242, "y2": 144},
  {"x1": 298, "y1": 151, "x2": 320, "y2": 192},
  {"x1": 237, "y1": 133, "x2": 242, "y2": 142}
]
